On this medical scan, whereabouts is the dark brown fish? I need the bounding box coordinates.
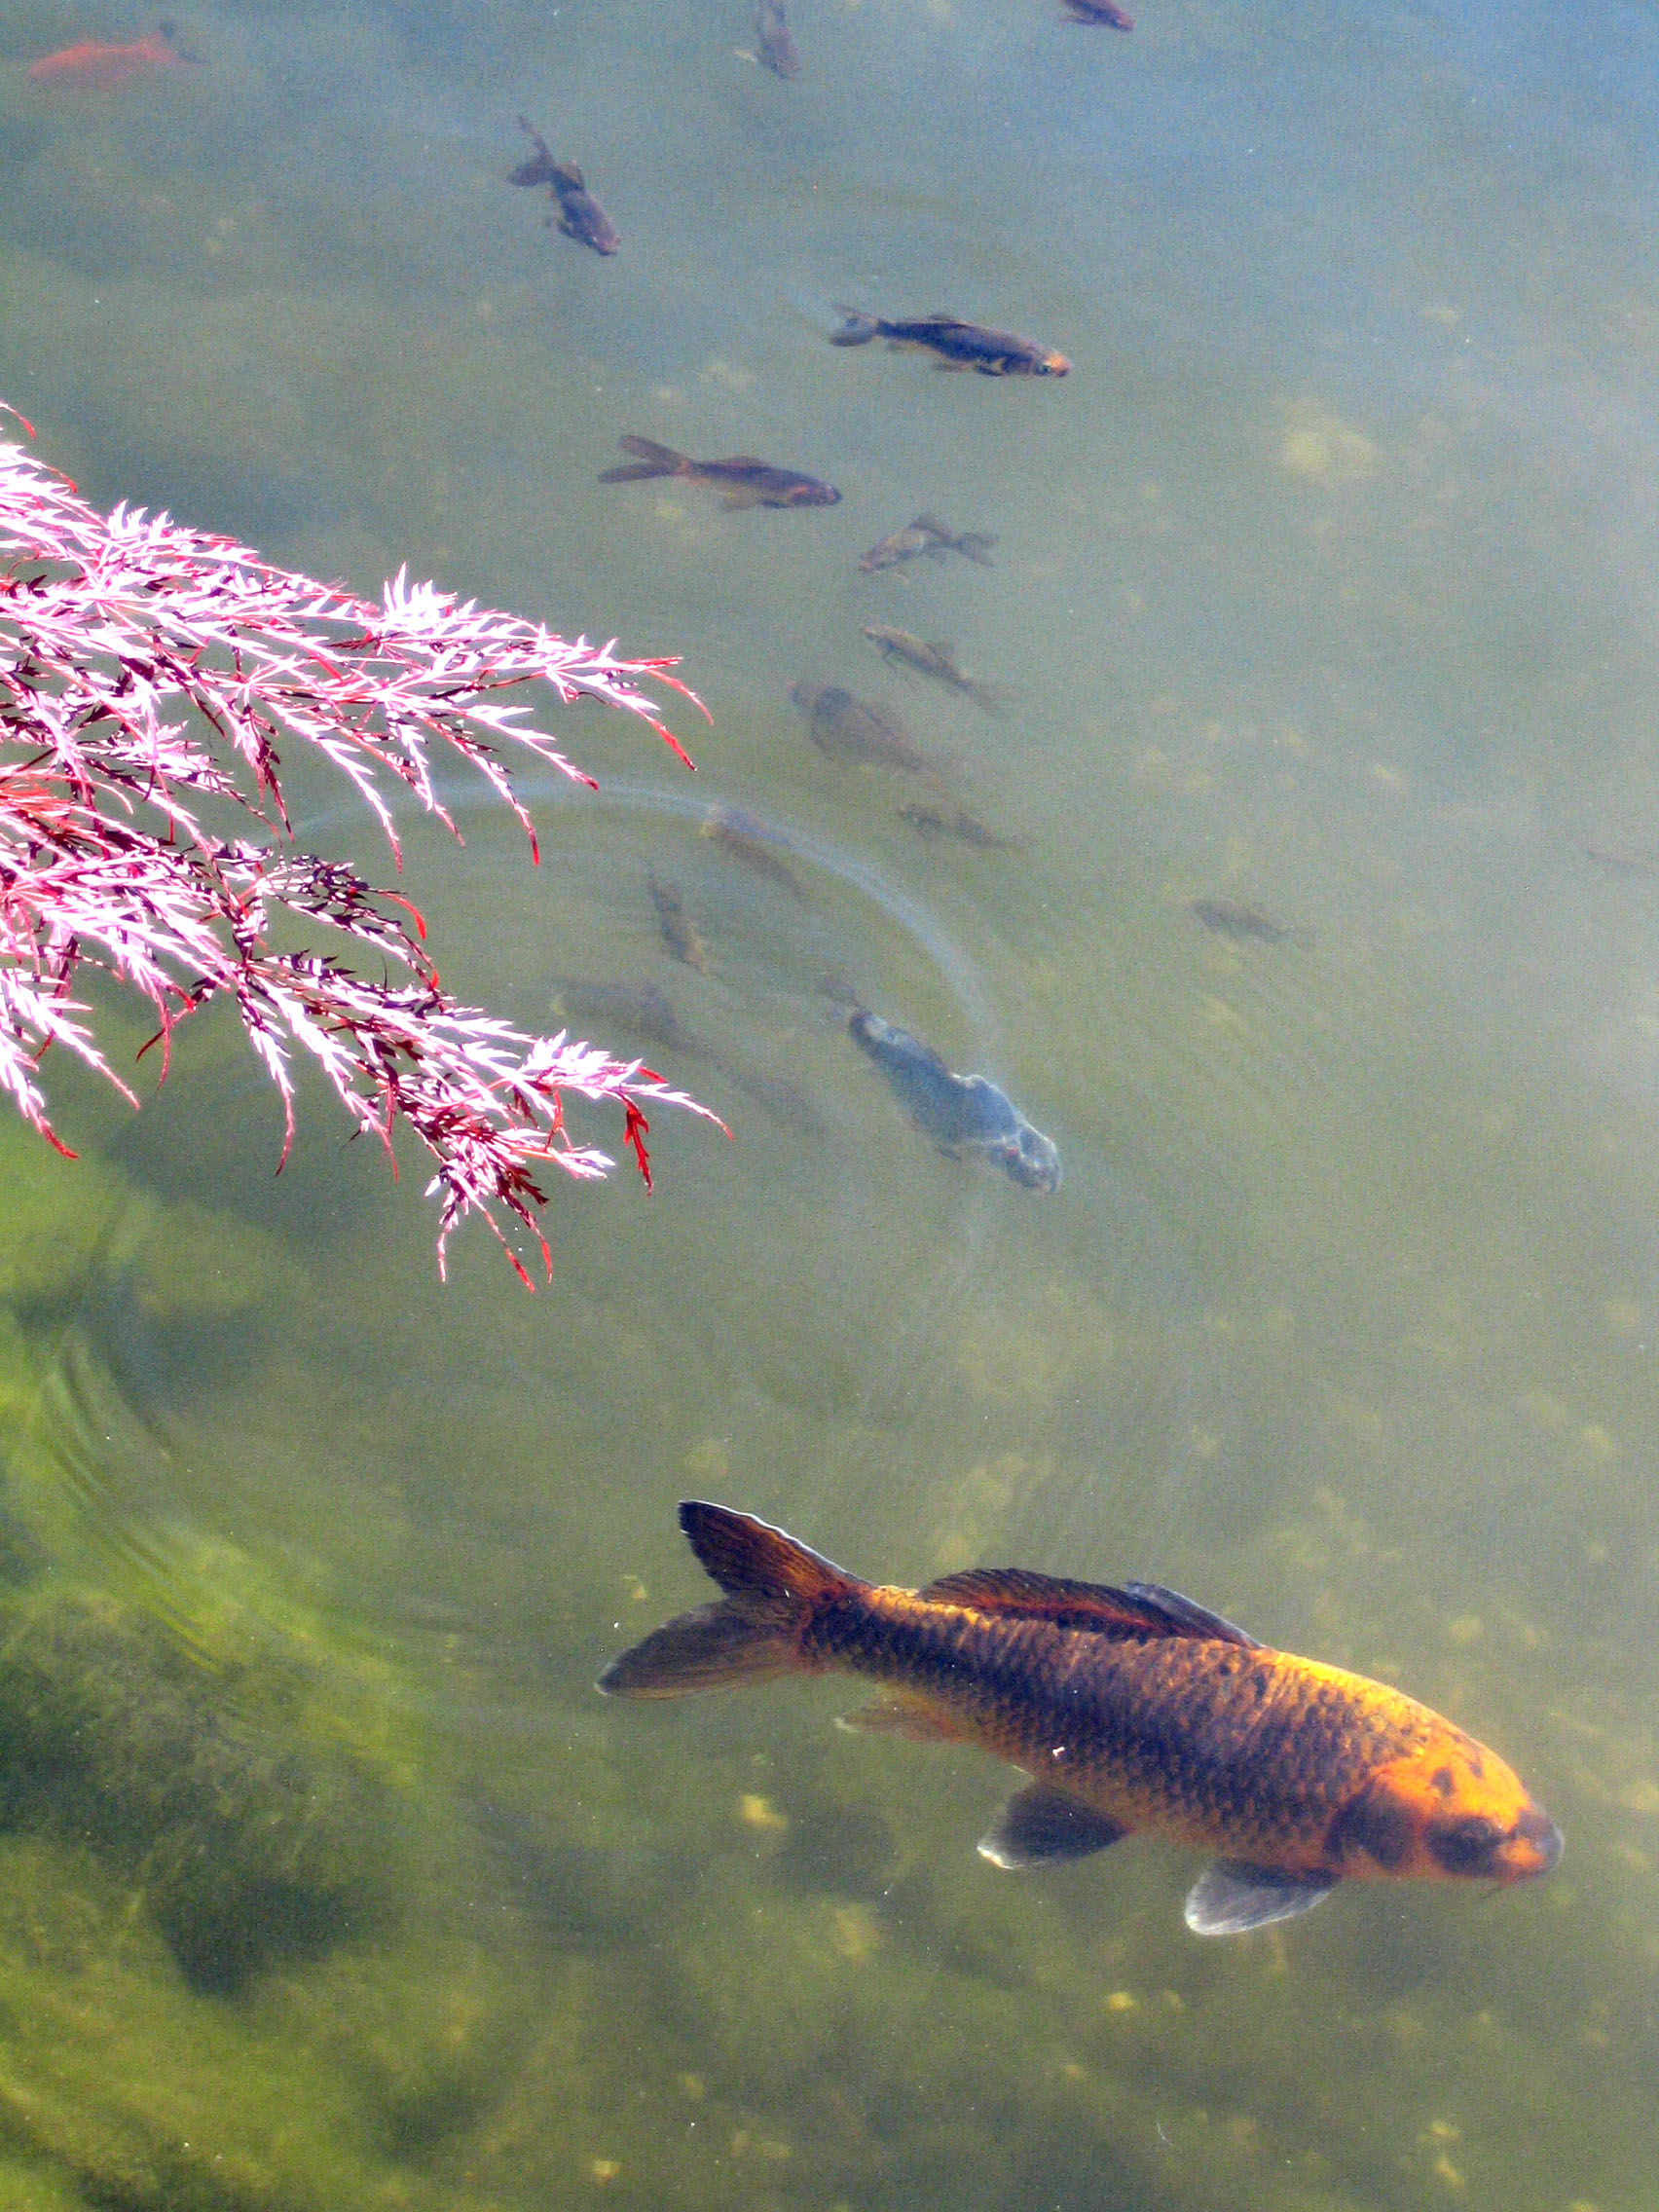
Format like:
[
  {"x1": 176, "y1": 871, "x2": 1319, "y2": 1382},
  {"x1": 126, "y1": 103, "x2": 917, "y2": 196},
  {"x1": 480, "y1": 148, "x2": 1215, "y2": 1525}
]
[
  {"x1": 756, "y1": 0, "x2": 801, "y2": 78},
  {"x1": 512, "y1": 118, "x2": 619, "y2": 256},
  {"x1": 602, "y1": 1503, "x2": 1563, "y2": 1936},
  {"x1": 790, "y1": 682, "x2": 936, "y2": 775},
  {"x1": 830, "y1": 311, "x2": 1069, "y2": 378},
  {"x1": 648, "y1": 875, "x2": 711, "y2": 973},
  {"x1": 701, "y1": 805, "x2": 806, "y2": 901},
  {"x1": 602, "y1": 436, "x2": 840, "y2": 510},
  {"x1": 898, "y1": 800, "x2": 1015, "y2": 851},
  {"x1": 1061, "y1": 0, "x2": 1134, "y2": 26},
  {"x1": 862, "y1": 624, "x2": 1000, "y2": 715},
  {"x1": 859, "y1": 513, "x2": 996, "y2": 572},
  {"x1": 1188, "y1": 896, "x2": 1290, "y2": 944}
]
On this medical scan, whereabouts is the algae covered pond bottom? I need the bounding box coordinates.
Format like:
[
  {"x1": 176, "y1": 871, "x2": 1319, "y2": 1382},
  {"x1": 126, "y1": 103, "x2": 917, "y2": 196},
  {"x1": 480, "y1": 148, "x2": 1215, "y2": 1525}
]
[{"x1": 3, "y1": 0, "x2": 1659, "y2": 2207}]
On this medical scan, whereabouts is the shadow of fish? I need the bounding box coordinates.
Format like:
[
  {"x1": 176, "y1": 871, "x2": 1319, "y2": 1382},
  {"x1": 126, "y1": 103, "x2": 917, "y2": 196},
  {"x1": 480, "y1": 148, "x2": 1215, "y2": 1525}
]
[
  {"x1": 830, "y1": 311, "x2": 1069, "y2": 378},
  {"x1": 602, "y1": 436, "x2": 839, "y2": 510},
  {"x1": 898, "y1": 800, "x2": 1017, "y2": 852},
  {"x1": 860, "y1": 513, "x2": 996, "y2": 572},
  {"x1": 756, "y1": 0, "x2": 802, "y2": 77},
  {"x1": 601, "y1": 1502, "x2": 1563, "y2": 1936},
  {"x1": 791, "y1": 682, "x2": 940, "y2": 777},
  {"x1": 1188, "y1": 896, "x2": 1291, "y2": 944},
  {"x1": 511, "y1": 117, "x2": 619, "y2": 255},
  {"x1": 848, "y1": 1006, "x2": 1060, "y2": 1190},
  {"x1": 1062, "y1": 0, "x2": 1134, "y2": 25},
  {"x1": 556, "y1": 978, "x2": 704, "y2": 1057},
  {"x1": 862, "y1": 625, "x2": 1001, "y2": 715}
]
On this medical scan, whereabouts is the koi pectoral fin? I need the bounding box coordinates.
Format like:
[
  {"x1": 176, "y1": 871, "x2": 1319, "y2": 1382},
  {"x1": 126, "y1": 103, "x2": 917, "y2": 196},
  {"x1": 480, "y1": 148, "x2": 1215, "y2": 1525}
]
[
  {"x1": 977, "y1": 1785, "x2": 1126, "y2": 1870},
  {"x1": 1183, "y1": 1862, "x2": 1334, "y2": 1936},
  {"x1": 836, "y1": 1696, "x2": 954, "y2": 1744}
]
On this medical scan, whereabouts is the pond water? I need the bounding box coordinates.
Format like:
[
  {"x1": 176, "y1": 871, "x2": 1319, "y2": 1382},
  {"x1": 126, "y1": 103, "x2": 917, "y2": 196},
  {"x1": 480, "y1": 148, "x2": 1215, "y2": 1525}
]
[{"x1": 1, "y1": 0, "x2": 1658, "y2": 2206}]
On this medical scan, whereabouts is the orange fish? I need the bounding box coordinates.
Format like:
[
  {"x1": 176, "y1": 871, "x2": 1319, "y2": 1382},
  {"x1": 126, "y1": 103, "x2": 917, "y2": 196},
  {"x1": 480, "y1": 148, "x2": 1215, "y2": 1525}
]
[
  {"x1": 601, "y1": 1503, "x2": 1562, "y2": 1935},
  {"x1": 27, "y1": 21, "x2": 200, "y2": 90}
]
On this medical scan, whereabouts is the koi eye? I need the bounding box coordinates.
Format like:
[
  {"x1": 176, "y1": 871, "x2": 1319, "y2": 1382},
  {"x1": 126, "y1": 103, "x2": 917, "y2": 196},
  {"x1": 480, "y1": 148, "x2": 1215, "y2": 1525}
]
[{"x1": 1426, "y1": 1813, "x2": 1505, "y2": 1875}]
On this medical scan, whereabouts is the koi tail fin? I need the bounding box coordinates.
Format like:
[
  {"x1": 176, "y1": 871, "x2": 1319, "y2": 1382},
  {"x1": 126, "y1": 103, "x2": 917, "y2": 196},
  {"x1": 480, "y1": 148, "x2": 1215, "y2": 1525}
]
[
  {"x1": 830, "y1": 310, "x2": 879, "y2": 348},
  {"x1": 597, "y1": 1502, "x2": 859, "y2": 1698},
  {"x1": 600, "y1": 435, "x2": 687, "y2": 484}
]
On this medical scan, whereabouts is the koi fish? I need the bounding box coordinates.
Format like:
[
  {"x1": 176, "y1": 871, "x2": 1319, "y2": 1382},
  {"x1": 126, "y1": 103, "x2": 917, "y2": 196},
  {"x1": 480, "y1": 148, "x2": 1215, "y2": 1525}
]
[
  {"x1": 27, "y1": 20, "x2": 200, "y2": 89},
  {"x1": 601, "y1": 1504, "x2": 1563, "y2": 1936},
  {"x1": 862, "y1": 624, "x2": 1001, "y2": 715},
  {"x1": 756, "y1": 0, "x2": 802, "y2": 79},
  {"x1": 830, "y1": 311, "x2": 1070, "y2": 378},
  {"x1": 602, "y1": 436, "x2": 840, "y2": 510},
  {"x1": 847, "y1": 1006, "x2": 1060, "y2": 1190},
  {"x1": 859, "y1": 513, "x2": 995, "y2": 572},
  {"x1": 511, "y1": 118, "x2": 619, "y2": 256},
  {"x1": 1061, "y1": 0, "x2": 1134, "y2": 26},
  {"x1": 1188, "y1": 896, "x2": 1290, "y2": 944},
  {"x1": 790, "y1": 682, "x2": 936, "y2": 776}
]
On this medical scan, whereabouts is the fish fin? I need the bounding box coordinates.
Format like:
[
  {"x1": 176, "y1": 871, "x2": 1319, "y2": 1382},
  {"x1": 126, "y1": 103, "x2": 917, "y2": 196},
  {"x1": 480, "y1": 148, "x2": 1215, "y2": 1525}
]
[
  {"x1": 917, "y1": 1568, "x2": 1261, "y2": 1647},
  {"x1": 597, "y1": 1600, "x2": 799, "y2": 1697},
  {"x1": 719, "y1": 489, "x2": 763, "y2": 509},
  {"x1": 978, "y1": 1785, "x2": 1126, "y2": 1870},
  {"x1": 1183, "y1": 1862, "x2": 1334, "y2": 1936},
  {"x1": 678, "y1": 1500, "x2": 858, "y2": 1609},
  {"x1": 600, "y1": 1503, "x2": 857, "y2": 1698},
  {"x1": 552, "y1": 158, "x2": 585, "y2": 189},
  {"x1": 836, "y1": 1696, "x2": 954, "y2": 1743},
  {"x1": 600, "y1": 435, "x2": 685, "y2": 483}
]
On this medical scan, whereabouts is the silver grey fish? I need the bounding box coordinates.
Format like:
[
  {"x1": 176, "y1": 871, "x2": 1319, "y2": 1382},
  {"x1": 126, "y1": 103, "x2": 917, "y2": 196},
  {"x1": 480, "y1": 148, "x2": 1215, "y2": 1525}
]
[{"x1": 848, "y1": 1007, "x2": 1059, "y2": 1190}]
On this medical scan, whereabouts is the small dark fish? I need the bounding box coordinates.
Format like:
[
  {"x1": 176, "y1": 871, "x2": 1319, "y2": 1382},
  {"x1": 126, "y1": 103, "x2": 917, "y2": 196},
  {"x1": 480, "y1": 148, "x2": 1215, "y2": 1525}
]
[
  {"x1": 756, "y1": 0, "x2": 802, "y2": 78},
  {"x1": 602, "y1": 435, "x2": 839, "y2": 511},
  {"x1": 859, "y1": 513, "x2": 996, "y2": 572},
  {"x1": 556, "y1": 978, "x2": 703, "y2": 1057},
  {"x1": 848, "y1": 1006, "x2": 1060, "y2": 1190},
  {"x1": 898, "y1": 800, "x2": 1015, "y2": 852},
  {"x1": 862, "y1": 624, "x2": 1000, "y2": 715},
  {"x1": 512, "y1": 118, "x2": 618, "y2": 256},
  {"x1": 1188, "y1": 897, "x2": 1290, "y2": 944},
  {"x1": 701, "y1": 805, "x2": 806, "y2": 901},
  {"x1": 790, "y1": 682, "x2": 936, "y2": 776},
  {"x1": 601, "y1": 1503, "x2": 1562, "y2": 1936},
  {"x1": 830, "y1": 311, "x2": 1070, "y2": 378},
  {"x1": 648, "y1": 876, "x2": 711, "y2": 974},
  {"x1": 1061, "y1": 0, "x2": 1134, "y2": 26}
]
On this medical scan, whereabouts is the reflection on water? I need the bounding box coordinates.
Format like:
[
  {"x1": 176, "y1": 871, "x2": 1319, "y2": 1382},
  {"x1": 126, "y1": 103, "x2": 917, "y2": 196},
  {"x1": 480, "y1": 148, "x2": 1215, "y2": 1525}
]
[{"x1": 3, "y1": 0, "x2": 1659, "y2": 2205}]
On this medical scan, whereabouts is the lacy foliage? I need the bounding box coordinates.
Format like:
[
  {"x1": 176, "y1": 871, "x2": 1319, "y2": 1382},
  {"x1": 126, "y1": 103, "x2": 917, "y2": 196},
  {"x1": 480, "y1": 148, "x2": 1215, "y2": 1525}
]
[{"x1": 0, "y1": 409, "x2": 721, "y2": 1279}]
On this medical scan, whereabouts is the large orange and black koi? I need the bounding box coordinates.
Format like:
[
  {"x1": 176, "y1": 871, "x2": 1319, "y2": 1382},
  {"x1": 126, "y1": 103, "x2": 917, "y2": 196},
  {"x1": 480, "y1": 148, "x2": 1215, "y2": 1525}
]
[{"x1": 601, "y1": 1503, "x2": 1562, "y2": 1935}]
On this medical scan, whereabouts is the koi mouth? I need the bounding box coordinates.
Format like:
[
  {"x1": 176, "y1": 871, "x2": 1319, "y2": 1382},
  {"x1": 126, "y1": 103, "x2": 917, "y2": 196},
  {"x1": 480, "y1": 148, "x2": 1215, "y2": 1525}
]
[{"x1": 1499, "y1": 1805, "x2": 1564, "y2": 1880}]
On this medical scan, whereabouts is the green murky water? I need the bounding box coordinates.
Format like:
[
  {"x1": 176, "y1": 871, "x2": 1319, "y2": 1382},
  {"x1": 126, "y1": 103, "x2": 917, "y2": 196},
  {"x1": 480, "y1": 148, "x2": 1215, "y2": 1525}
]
[{"x1": 2, "y1": 0, "x2": 1658, "y2": 2205}]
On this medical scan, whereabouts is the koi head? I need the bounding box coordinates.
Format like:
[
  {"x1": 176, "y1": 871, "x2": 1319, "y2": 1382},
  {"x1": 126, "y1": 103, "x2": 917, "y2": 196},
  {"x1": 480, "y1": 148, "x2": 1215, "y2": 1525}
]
[
  {"x1": 1326, "y1": 1730, "x2": 1562, "y2": 1885},
  {"x1": 1035, "y1": 350, "x2": 1072, "y2": 377}
]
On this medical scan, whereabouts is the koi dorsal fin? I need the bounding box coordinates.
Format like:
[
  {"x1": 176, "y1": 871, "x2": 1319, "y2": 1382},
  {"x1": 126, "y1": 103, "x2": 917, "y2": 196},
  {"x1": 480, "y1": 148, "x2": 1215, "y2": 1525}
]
[{"x1": 917, "y1": 1568, "x2": 1261, "y2": 1647}]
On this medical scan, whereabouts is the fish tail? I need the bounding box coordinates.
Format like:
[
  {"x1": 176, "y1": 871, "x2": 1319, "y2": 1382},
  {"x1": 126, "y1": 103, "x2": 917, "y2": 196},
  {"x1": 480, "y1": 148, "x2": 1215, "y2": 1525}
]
[
  {"x1": 598, "y1": 1502, "x2": 859, "y2": 1697},
  {"x1": 599, "y1": 435, "x2": 686, "y2": 483},
  {"x1": 830, "y1": 309, "x2": 879, "y2": 348}
]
